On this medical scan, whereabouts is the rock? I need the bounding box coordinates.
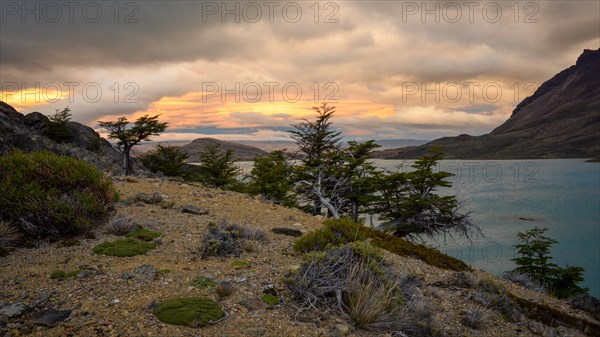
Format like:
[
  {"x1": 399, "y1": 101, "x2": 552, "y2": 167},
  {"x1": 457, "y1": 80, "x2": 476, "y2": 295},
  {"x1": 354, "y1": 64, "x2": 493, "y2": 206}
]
[
  {"x1": 246, "y1": 327, "x2": 269, "y2": 336},
  {"x1": 31, "y1": 309, "x2": 72, "y2": 327},
  {"x1": 132, "y1": 264, "x2": 157, "y2": 282},
  {"x1": 23, "y1": 112, "x2": 49, "y2": 131},
  {"x1": 263, "y1": 285, "x2": 277, "y2": 297},
  {"x1": 333, "y1": 324, "x2": 349, "y2": 337},
  {"x1": 286, "y1": 265, "x2": 301, "y2": 274},
  {"x1": 238, "y1": 299, "x2": 267, "y2": 311},
  {"x1": 0, "y1": 303, "x2": 27, "y2": 318},
  {"x1": 181, "y1": 205, "x2": 209, "y2": 215},
  {"x1": 271, "y1": 227, "x2": 303, "y2": 237},
  {"x1": 80, "y1": 300, "x2": 95, "y2": 313}
]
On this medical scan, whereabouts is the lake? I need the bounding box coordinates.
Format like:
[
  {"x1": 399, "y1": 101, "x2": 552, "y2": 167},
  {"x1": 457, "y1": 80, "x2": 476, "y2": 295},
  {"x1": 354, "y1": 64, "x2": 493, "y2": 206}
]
[{"x1": 238, "y1": 159, "x2": 600, "y2": 296}]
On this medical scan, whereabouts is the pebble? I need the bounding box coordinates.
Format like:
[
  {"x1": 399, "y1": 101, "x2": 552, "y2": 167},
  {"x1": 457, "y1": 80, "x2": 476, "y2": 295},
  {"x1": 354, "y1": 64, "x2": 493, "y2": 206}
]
[
  {"x1": 333, "y1": 324, "x2": 349, "y2": 337},
  {"x1": 0, "y1": 303, "x2": 27, "y2": 318}
]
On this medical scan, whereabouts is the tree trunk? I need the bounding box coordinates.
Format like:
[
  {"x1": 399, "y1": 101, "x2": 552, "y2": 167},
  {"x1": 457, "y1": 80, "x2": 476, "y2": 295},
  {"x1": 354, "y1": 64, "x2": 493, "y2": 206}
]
[{"x1": 123, "y1": 145, "x2": 134, "y2": 176}]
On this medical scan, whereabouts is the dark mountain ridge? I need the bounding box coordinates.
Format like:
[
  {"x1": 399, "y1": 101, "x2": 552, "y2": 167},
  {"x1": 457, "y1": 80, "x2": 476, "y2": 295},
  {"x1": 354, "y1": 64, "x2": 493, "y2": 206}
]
[{"x1": 374, "y1": 49, "x2": 600, "y2": 159}]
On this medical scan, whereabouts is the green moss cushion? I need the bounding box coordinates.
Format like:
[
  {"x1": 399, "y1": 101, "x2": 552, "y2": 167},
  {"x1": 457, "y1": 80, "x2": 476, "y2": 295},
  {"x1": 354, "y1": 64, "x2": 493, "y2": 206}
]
[
  {"x1": 93, "y1": 239, "x2": 156, "y2": 257},
  {"x1": 153, "y1": 297, "x2": 224, "y2": 327},
  {"x1": 125, "y1": 228, "x2": 162, "y2": 241}
]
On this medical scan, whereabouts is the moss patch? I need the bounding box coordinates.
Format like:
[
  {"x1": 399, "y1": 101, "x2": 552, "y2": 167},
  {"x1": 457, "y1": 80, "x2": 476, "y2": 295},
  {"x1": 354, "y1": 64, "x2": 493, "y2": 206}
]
[
  {"x1": 153, "y1": 297, "x2": 224, "y2": 327},
  {"x1": 126, "y1": 228, "x2": 162, "y2": 241},
  {"x1": 260, "y1": 294, "x2": 279, "y2": 306},
  {"x1": 50, "y1": 269, "x2": 83, "y2": 279},
  {"x1": 232, "y1": 260, "x2": 250, "y2": 269},
  {"x1": 93, "y1": 238, "x2": 156, "y2": 257}
]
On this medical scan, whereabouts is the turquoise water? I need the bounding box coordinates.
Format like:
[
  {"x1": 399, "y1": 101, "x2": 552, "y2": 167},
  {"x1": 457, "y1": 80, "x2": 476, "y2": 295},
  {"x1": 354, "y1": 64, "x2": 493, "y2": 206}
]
[{"x1": 374, "y1": 159, "x2": 600, "y2": 297}]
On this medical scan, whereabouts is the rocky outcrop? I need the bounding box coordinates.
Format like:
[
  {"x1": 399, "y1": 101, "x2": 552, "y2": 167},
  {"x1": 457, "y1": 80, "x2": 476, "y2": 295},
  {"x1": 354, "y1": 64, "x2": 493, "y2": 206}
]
[
  {"x1": 373, "y1": 49, "x2": 600, "y2": 159},
  {"x1": 0, "y1": 101, "x2": 124, "y2": 173}
]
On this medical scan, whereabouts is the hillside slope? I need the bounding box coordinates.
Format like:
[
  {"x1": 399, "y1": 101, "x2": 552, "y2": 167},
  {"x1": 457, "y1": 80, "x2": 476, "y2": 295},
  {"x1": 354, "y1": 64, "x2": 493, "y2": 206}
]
[
  {"x1": 374, "y1": 49, "x2": 600, "y2": 159},
  {"x1": 1, "y1": 178, "x2": 598, "y2": 337}
]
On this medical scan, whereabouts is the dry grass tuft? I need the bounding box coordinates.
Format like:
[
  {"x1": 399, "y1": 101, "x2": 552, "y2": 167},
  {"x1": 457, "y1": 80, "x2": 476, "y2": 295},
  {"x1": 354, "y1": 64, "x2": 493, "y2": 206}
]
[
  {"x1": 215, "y1": 281, "x2": 235, "y2": 299},
  {"x1": 0, "y1": 221, "x2": 21, "y2": 250},
  {"x1": 460, "y1": 306, "x2": 489, "y2": 330},
  {"x1": 106, "y1": 215, "x2": 140, "y2": 235}
]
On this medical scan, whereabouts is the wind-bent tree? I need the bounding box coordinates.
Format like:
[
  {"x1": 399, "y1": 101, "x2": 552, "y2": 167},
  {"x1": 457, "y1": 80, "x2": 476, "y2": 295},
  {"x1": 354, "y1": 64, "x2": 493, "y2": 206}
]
[
  {"x1": 370, "y1": 147, "x2": 479, "y2": 240},
  {"x1": 98, "y1": 115, "x2": 168, "y2": 175},
  {"x1": 289, "y1": 103, "x2": 343, "y2": 215}
]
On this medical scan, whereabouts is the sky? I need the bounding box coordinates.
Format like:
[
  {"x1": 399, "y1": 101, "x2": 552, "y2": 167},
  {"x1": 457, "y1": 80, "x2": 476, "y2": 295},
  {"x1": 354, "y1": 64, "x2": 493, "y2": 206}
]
[{"x1": 1, "y1": 0, "x2": 599, "y2": 142}]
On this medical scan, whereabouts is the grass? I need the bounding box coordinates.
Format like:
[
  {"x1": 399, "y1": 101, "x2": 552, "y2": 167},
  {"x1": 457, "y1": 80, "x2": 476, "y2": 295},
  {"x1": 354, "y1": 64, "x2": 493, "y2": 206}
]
[
  {"x1": 106, "y1": 215, "x2": 139, "y2": 235},
  {"x1": 215, "y1": 282, "x2": 235, "y2": 299},
  {"x1": 153, "y1": 297, "x2": 224, "y2": 327},
  {"x1": 93, "y1": 239, "x2": 156, "y2": 257}
]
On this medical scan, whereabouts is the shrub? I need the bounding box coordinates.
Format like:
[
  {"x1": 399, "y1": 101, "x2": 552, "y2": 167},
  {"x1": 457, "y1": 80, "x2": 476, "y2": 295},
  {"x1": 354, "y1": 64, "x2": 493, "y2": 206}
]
[
  {"x1": 293, "y1": 217, "x2": 365, "y2": 253},
  {"x1": 44, "y1": 108, "x2": 73, "y2": 143},
  {"x1": 569, "y1": 293, "x2": 600, "y2": 320},
  {"x1": 294, "y1": 218, "x2": 470, "y2": 271},
  {"x1": 126, "y1": 228, "x2": 162, "y2": 241},
  {"x1": 502, "y1": 271, "x2": 544, "y2": 292},
  {"x1": 93, "y1": 238, "x2": 156, "y2": 257},
  {"x1": 106, "y1": 215, "x2": 140, "y2": 235},
  {"x1": 0, "y1": 151, "x2": 118, "y2": 240},
  {"x1": 153, "y1": 297, "x2": 224, "y2": 327},
  {"x1": 194, "y1": 144, "x2": 241, "y2": 188},
  {"x1": 200, "y1": 221, "x2": 267, "y2": 258}
]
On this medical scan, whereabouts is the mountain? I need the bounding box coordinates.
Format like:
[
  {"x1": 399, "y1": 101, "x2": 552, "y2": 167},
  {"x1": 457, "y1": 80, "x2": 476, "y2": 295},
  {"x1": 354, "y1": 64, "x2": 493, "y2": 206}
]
[
  {"x1": 0, "y1": 101, "x2": 124, "y2": 172},
  {"x1": 180, "y1": 137, "x2": 268, "y2": 162},
  {"x1": 374, "y1": 49, "x2": 600, "y2": 159}
]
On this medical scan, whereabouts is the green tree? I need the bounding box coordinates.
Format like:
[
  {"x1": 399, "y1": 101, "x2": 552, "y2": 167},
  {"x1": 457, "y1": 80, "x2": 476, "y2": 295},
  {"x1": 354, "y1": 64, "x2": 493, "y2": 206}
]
[
  {"x1": 370, "y1": 147, "x2": 478, "y2": 239},
  {"x1": 141, "y1": 145, "x2": 189, "y2": 177},
  {"x1": 44, "y1": 107, "x2": 73, "y2": 143},
  {"x1": 248, "y1": 150, "x2": 295, "y2": 206},
  {"x1": 512, "y1": 226, "x2": 558, "y2": 283},
  {"x1": 98, "y1": 115, "x2": 168, "y2": 175},
  {"x1": 340, "y1": 140, "x2": 380, "y2": 222},
  {"x1": 511, "y1": 226, "x2": 588, "y2": 298},
  {"x1": 196, "y1": 144, "x2": 240, "y2": 188}
]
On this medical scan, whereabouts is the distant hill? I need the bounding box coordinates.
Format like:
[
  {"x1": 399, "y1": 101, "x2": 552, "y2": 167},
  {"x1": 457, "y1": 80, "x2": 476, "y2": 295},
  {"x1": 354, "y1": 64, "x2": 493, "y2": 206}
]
[
  {"x1": 375, "y1": 48, "x2": 600, "y2": 159},
  {"x1": 181, "y1": 138, "x2": 267, "y2": 162}
]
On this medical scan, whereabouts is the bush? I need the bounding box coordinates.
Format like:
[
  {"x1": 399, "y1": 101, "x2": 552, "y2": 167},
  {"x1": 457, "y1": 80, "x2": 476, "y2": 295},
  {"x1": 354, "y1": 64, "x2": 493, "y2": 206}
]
[
  {"x1": 200, "y1": 221, "x2": 267, "y2": 258},
  {"x1": 569, "y1": 293, "x2": 600, "y2": 320},
  {"x1": 247, "y1": 150, "x2": 296, "y2": 207},
  {"x1": 153, "y1": 297, "x2": 224, "y2": 327},
  {"x1": 293, "y1": 217, "x2": 365, "y2": 253},
  {"x1": 0, "y1": 151, "x2": 118, "y2": 240},
  {"x1": 195, "y1": 144, "x2": 240, "y2": 188},
  {"x1": 294, "y1": 218, "x2": 470, "y2": 271},
  {"x1": 44, "y1": 108, "x2": 73, "y2": 143}
]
